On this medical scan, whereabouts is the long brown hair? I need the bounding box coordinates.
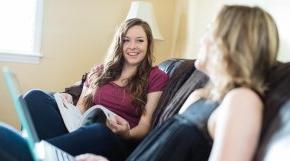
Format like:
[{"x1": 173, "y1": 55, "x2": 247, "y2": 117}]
[
  {"x1": 206, "y1": 5, "x2": 279, "y2": 100},
  {"x1": 84, "y1": 18, "x2": 154, "y2": 114}
]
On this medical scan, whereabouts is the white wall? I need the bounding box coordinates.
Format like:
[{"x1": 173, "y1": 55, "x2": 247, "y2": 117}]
[
  {"x1": 224, "y1": 0, "x2": 290, "y2": 62},
  {"x1": 264, "y1": 1, "x2": 290, "y2": 62},
  {"x1": 171, "y1": 0, "x2": 222, "y2": 58},
  {"x1": 183, "y1": 0, "x2": 222, "y2": 59}
]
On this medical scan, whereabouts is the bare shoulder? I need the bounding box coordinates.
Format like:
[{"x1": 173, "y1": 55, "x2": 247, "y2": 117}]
[
  {"x1": 179, "y1": 88, "x2": 207, "y2": 114},
  {"x1": 187, "y1": 88, "x2": 208, "y2": 103},
  {"x1": 190, "y1": 88, "x2": 208, "y2": 98},
  {"x1": 221, "y1": 87, "x2": 263, "y2": 112},
  {"x1": 225, "y1": 87, "x2": 262, "y2": 104}
]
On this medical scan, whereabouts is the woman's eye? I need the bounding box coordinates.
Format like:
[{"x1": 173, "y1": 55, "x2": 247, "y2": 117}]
[
  {"x1": 137, "y1": 39, "x2": 144, "y2": 43},
  {"x1": 123, "y1": 39, "x2": 129, "y2": 43}
]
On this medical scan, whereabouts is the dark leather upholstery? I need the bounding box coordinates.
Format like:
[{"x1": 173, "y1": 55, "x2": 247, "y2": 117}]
[
  {"x1": 154, "y1": 59, "x2": 208, "y2": 127},
  {"x1": 158, "y1": 58, "x2": 192, "y2": 78},
  {"x1": 256, "y1": 100, "x2": 290, "y2": 160}
]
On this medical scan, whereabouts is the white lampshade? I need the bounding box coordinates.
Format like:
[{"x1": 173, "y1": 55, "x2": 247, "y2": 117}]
[{"x1": 126, "y1": 1, "x2": 164, "y2": 40}]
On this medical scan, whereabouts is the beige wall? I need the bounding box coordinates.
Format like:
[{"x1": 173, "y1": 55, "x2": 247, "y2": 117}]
[
  {"x1": 2, "y1": 0, "x2": 289, "y2": 128},
  {"x1": 0, "y1": 0, "x2": 176, "y2": 128},
  {"x1": 171, "y1": 0, "x2": 222, "y2": 58}
]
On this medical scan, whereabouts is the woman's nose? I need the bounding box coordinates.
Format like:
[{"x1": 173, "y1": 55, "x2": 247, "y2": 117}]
[{"x1": 128, "y1": 41, "x2": 137, "y2": 49}]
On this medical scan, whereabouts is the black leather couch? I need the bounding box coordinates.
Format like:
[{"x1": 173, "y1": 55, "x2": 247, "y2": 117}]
[{"x1": 155, "y1": 59, "x2": 290, "y2": 160}]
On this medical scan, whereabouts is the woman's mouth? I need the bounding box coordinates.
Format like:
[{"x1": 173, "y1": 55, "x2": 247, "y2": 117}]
[{"x1": 127, "y1": 52, "x2": 138, "y2": 56}]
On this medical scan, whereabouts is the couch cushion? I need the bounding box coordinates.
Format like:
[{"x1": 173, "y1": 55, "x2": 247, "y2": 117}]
[
  {"x1": 254, "y1": 62, "x2": 290, "y2": 160},
  {"x1": 255, "y1": 100, "x2": 290, "y2": 161},
  {"x1": 153, "y1": 59, "x2": 208, "y2": 127}
]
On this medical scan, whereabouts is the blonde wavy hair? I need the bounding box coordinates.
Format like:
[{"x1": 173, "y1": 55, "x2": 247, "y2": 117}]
[{"x1": 206, "y1": 5, "x2": 279, "y2": 101}]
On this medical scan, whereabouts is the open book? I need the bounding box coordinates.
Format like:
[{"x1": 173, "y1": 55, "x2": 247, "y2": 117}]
[{"x1": 54, "y1": 93, "x2": 118, "y2": 132}]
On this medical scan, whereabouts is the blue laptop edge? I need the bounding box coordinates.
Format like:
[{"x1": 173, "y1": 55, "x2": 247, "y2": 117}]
[{"x1": 3, "y1": 66, "x2": 41, "y2": 161}]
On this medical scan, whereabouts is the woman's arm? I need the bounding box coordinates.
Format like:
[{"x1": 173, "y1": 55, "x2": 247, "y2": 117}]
[
  {"x1": 209, "y1": 87, "x2": 263, "y2": 161},
  {"x1": 76, "y1": 84, "x2": 90, "y2": 113},
  {"x1": 76, "y1": 64, "x2": 104, "y2": 113},
  {"x1": 108, "y1": 67, "x2": 168, "y2": 139},
  {"x1": 108, "y1": 91, "x2": 163, "y2": 140},
  {"x1": 129, "y1": 91, "x2": 163, "y2": 139}
]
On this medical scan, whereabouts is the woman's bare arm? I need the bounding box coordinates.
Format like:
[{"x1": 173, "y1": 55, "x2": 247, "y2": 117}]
[
  {"x1": 209, "y1": 87, "x2": 263, "y2": 161},
  {"x1": 107, "y1": 91, "x2": 163, "y2": 139}
]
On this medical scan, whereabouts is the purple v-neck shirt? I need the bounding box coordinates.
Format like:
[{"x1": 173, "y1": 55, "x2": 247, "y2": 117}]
[{"x1": 93, "y1": 67, "x2": 168, "y2": 128}]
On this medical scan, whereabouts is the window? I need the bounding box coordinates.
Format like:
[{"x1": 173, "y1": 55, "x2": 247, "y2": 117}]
[{"x1": 0, "y1": 0, "x2": 43, "y2": 63}]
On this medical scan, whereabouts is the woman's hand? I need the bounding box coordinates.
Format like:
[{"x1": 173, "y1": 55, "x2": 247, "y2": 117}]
[
  {"x1": 107, "y1": 115, "x2": 130, "y2": 139},
  {"x1": 75, "y1": 154, "x2": 109, "y2": 161},
  {"x1": 87, "y1": 64, "x2": 104, "y2": 86},
  {"x1": 59, "y1": 93, "x2": 73, "y2": 104}
]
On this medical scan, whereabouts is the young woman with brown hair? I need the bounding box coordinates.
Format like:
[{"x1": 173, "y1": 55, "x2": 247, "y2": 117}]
[
  {"x1": 0, "y1": 18, "x2": 168, "y2": 161},
  {"x1": 76, "y1": 18, "x2": 168, "y2": 139}
]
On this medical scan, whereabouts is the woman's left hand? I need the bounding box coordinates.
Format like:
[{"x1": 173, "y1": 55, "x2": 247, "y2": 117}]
[{"x1": 107, "y1": 115, "x2": 130, "y2": 138}]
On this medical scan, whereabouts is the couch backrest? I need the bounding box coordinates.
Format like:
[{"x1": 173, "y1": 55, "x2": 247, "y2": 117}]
[
  {"x1": 255, "y1": 100, "x2": 290, "y2": 161},
  {"x1": 254, "y1": 62, "x2": 290, "y2": 160},
  {"x1": 158, "y1": 59, "x2": 192, "y2": 78},
  {"x1": 154, "y1": 59, "x2": 208, "y2": 127}
]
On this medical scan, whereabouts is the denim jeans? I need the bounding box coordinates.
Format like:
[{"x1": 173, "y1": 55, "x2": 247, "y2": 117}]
[
  {"x1": 5, "y1": 89, "x2": 139, "y2": 161},
  {"x1": 0, "y1": 123, "x2": 33, "y2": 161}
]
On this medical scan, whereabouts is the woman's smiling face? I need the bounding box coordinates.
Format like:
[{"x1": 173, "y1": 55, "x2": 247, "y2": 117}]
[{"x1": 122, "y1": 25, "x2": 148, "y2": 67}]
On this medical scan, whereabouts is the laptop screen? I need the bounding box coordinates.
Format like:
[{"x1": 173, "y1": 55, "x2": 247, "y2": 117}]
[{"x1": 3, "y1": 67, "x2": 40, "y2": 161}]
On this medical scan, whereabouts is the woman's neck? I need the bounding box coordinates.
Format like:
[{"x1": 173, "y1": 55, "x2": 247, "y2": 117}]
[
  {"x1": 121, "y1": 64, "x2": 138, "y2": 79},
  {"x1": 113, "y1": 64, "x2": 138, "y2": 87}
]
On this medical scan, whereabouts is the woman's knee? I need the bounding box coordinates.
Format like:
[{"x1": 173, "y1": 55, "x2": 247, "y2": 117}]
[
  {"x1": 77, "y1": 124, "x2": 116, "y2": 141},
  {"x1": 23, "y1": 89, "x2": 52, "y2": 101},
  {"x1": 23, "y1": 89, "x2": 56, "y2": 109},
  {"x1": 48, "y1": 124, "x2": 125, "y2": 154}
]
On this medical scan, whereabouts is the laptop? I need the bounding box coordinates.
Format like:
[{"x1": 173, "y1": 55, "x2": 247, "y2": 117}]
[{"x1": 2, "y1": 67, "x2": 75, "y2": 161}]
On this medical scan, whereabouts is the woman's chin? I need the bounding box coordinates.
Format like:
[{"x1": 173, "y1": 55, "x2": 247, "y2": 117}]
[
  {"x1": 194, "y1": 60, "x2": 203, "y2": 71},
  {"x1": 194, "y1": 60, "x2": 208, "y2": 74}
]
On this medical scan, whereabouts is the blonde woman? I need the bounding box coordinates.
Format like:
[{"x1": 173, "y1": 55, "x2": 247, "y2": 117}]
[
  {"x1": 72, "y1": 5, "x2": 280, "y2": 161},
  {"x1": 126, "y1": 5, "x2": 279, "y2": 161}
]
